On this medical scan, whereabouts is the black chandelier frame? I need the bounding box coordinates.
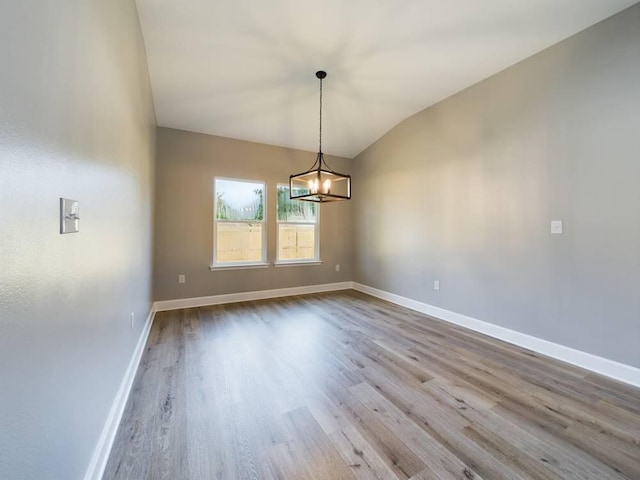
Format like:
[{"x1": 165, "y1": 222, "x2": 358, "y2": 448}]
[{"x1": 289, "y1": 71, "x2": 351, "y2": 203}]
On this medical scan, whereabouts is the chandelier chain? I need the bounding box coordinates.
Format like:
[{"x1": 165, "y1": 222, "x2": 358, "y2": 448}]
[{"x1": 319, "y1": 76, "x2": 323, "y2": 153}]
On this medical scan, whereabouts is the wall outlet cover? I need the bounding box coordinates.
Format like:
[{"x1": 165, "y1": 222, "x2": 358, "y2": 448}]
[{"x1": 551, "y1": 220, "x2": 563, "y2": 234}]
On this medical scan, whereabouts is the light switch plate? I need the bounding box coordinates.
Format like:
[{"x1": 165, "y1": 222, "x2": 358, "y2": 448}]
[
  {"x1": 550, "y1": 220, "x2": 563, "y2": 234},
  {"x1": 60, "y1": 198, "x2": 80, "y2": 234}
]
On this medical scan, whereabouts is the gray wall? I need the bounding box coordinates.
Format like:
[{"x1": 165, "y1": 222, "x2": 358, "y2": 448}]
[
  {"x1": 154, "y1": 127, "x2": 353, "y2": 301},
  {"x1": 353, "y1": 5, "x2": 640, "y2": 368},
  {"x1": 0, "y1": 1, "x2": 156, "y2": 479}
]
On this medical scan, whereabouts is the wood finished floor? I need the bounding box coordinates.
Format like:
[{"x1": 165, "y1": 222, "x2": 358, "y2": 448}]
[{"x1": 103, "y1": 290, "x2": 640, "y2": 480}]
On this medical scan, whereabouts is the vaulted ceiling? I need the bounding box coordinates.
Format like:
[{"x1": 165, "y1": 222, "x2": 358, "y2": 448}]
[{"x1": 136, "y1": 0, "x2": 638, "y2": 158}]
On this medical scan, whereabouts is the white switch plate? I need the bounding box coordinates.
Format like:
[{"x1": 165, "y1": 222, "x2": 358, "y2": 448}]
[
  {"x1": 178, "y1": 274, "x2": 186, "y2": 284},
  {"x1": 551, "y1": 220, "x2": 563, "y2": 234},
  {"x1": 434, "y1": 280, "x2": 440, "y2": 291},
  {"x1": 60, "y1": 198, "x2": 80, "y2": 234},
  {"x1": 335, "y1": 264, "x2": 340, "y2": 272}
]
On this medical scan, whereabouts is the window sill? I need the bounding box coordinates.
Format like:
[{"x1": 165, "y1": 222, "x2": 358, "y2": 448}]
[
  {"x1": 273, "y1": 261, "x2": 323, "y2": 268},
  {"x1": 210, "y1": 262, "x2": 271, "y2": 271}
]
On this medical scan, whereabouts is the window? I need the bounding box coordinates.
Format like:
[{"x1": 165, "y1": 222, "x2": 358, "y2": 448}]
[
  {"x1": 277, "y1": 185, "x2": 319, "y2": 263},
  {"x1": 213, "y1": 178, "x2": 266, "y2": 267}
]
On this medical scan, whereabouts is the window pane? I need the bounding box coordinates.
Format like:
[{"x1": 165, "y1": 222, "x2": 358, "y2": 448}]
[
  {"x1": 278, "y1": 224, "x2": 315, "y2": 260},
  {"x1": 217, "y1": 223, "x2": 263, "y2": 262},
  {"x1": 277, "y1": 186, "x2": 316, "y2": 222},
  {"x1": 215, "y1": 179, "x2": 264, "y2": 221}
]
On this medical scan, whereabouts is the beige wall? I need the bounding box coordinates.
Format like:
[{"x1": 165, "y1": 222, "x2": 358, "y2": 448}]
[
  {"x1": 154, "y1": 127, "x2": 353, "y2": 301},
  {"x1": 353, "y1": 5, "x2": 640, "y2": 368},
  {"x1": 0, "y1": 0, "x2": 156, "y2": 478}
]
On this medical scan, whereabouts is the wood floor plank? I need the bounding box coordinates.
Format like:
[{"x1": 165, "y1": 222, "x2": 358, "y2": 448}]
[
  {"x1": 268, "y1": 440, "x2": 319, "y2": 480},
  {"x1": 329, "y1": 380, "x2": 428, "y2": 479},
  {"x1": 424, "y1": 378, "x2": 630, "y2": 480},
  {"x1": 282, "y1": 407, "x2": 357, "y2": 480},
  {"x1": 349, "y1": 381, "x2": 485, "y2": 480},
  {"x1": 562, "y1": 423, "x2": 640, "y2": 479},
  {"x1": 328, "y1": 425, "x2": 403, "y2": 480},
  {"x1": 103, "y1": 290, "x2": 640, "y2": 480},
  {"x1": 355, "y1": 368, "x2": 524, "y2": 480}
]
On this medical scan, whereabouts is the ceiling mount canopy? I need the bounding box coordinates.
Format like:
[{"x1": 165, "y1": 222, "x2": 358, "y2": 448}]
[{"x1": 289, "y1": 71, "x2": 351, "y2": 203}]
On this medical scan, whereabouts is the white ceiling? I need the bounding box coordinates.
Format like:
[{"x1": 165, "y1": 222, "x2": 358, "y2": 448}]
[{"x1": 136, "y1": 0, "x2": 638, "y2": 158}]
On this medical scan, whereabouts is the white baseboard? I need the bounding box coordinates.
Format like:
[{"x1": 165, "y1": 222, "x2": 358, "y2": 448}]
[
  {"x1": 84, "y1": 308, "x2": 155, "y2": 480},
  {"x1": 352, "y1": 282, "x2": 640, "y2": 389},
  {"x1": 153, "y1": 281, "x2": 354, "y2": 312}
]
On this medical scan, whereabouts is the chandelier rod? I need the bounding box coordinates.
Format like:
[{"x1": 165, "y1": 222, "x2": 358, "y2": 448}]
[{"x1": 318, "y1": 73, "x2": 323, "y2": 153}]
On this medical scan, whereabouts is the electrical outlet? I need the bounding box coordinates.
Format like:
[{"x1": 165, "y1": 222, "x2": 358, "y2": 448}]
[
  {"x1": 335, "y1": 264, "x2": 340, "y2": 272},
  {"x1": 550, "y1": 220, "x2": 563, "y2": 234},
  {"x1": 178, "y1": 274, "x2": 186, "y2": 284},
  {"x1": 130, "y1": 312, "x2": 135, "y2": 328},
  {"x1": 434, "y1": 280, "x2": 440, "y2": 291}
]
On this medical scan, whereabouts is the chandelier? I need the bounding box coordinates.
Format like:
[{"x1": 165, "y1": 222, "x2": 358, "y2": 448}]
[{"x1": 289, "y1": 71, "x2": 351, "y2": 202}]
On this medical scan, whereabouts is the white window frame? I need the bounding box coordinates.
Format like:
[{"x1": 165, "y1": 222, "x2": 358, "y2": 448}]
[
  {"x1": 211, "y1": 177, "x2": 268, "y2": 270},
  {"x1": 275, "y1": 183, "x2": 320, "y2": 266}
]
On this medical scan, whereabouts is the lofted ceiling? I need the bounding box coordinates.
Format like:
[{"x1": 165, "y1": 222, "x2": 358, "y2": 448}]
[{"x1": 135, "y1": 0, "x2": 638, "y2": 158}]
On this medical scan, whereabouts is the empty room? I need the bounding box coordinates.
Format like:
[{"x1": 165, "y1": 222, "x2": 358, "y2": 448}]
[{"x1": 2, "y1": 0, "x2": 640, "y2": 479}]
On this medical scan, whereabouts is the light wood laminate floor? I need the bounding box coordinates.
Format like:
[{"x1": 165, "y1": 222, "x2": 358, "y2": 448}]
[{"x1": 103, "y1": 290, "x2": 640, "y2": 480}]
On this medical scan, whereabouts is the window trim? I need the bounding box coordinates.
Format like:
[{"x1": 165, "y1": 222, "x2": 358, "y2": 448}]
[
  {"x1": 210, "y1": 262, "x2": 271, "y2": 271},
  {"x1": 273, "y1": 261, "x2": 323, "y2": 267},
  {"x1": 275, "y1": 183, "x2": 320, "y2": 264},
  {"x1": 212, "y1": 177, "x2": 267, "y2": 268}
]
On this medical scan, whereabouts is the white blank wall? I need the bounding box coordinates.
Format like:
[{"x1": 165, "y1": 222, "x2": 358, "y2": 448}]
[
  {"x1": 354, "y1": 5, "x2": 640, "y2": 368},
  {"x1": 0, "y1": 0, "x2": 156, "y2": 478}
]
